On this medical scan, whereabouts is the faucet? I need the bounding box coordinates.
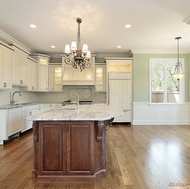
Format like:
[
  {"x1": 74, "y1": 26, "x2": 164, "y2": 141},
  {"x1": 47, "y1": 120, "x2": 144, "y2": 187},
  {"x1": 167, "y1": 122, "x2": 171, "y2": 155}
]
[
  {"x1": 10, "y1": 91, "x2": 22, "y2": 104},
  {"x1": 73, "y1": 93, "x2": 79, "y2": 108}
]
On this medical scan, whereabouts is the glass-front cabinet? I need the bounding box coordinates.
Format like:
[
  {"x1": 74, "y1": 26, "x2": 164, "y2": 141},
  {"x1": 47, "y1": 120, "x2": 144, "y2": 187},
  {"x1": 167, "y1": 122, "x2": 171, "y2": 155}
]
[
  {"x1": 95, "y1": 63, "x2": 106, "y2": 92},
  {"x1": 48, "y1": 65, "x2": 62, "y2": 91}
]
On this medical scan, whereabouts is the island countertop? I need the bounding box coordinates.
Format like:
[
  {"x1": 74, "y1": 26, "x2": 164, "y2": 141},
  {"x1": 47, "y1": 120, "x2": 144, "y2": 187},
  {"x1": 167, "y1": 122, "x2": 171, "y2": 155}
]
[{"x1": 32, "y1": 104, "x2": 124, "y2": 121}]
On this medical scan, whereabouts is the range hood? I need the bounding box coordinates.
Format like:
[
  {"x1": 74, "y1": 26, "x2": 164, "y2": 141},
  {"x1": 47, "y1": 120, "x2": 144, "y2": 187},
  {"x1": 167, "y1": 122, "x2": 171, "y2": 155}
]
[{"x1": 62, "y1": 55, "x2": 96, "y2": 85}]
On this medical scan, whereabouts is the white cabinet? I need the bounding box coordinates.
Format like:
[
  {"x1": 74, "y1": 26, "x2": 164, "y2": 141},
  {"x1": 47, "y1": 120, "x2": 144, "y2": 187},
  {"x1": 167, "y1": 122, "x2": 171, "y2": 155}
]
[
  {"x1": 0, "y1": 107, "x2": 21, "y2": 144},
  {"x1": 95, "y1": 63, "x2": 106, "y2": 92},
  {"x1": 48, "y1": 65, "x2": 62, "y2": 91},
  {"x1": 0, "y1": 110, "x2": 8, "y2": 145},
  {"x1": 21, "y1": 105, "x2": 39, "y2": 132},
  {"x1": 106, "y1": 58, "x2": 133, "y2": 123},
  {"x1": 62, "y1": 55, "x2": 96, "y2": 85},
  {"x1": 8, "y1": 107, "x2": 21, "y2": 136},
  {"x1": 109, "y1": 73, "x2": 131, "y2": 122},
  {"x1": 30, "y1": 54, "x2": 50, "y2": 91},
  {"x1": 28, "y1": 57, "x2": 37, "y2": 91},
  {"x1": 12, "y1": 47, "x2": 29, "y2": 86},
  {"x1": 0, "y1": 42, "x2": 13, "y2": 89}
]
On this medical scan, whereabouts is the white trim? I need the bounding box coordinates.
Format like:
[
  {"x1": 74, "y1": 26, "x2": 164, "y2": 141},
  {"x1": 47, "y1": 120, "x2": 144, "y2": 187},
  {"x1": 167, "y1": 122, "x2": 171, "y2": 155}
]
[{"x1": 132, "y1": 102, "x2": 189, "y2": 125}]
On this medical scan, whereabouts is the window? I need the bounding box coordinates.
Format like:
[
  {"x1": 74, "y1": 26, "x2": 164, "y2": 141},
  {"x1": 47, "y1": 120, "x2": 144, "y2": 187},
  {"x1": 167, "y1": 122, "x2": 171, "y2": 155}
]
[{"x1": 150, "y1": 58, "x2": 185, "y2": 103}]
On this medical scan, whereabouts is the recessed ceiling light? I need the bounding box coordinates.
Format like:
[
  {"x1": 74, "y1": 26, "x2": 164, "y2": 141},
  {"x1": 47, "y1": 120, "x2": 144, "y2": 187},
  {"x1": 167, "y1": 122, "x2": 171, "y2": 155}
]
[
  {"x1": 51, "y1": 45, "x2": 56, "y2": 48},
  {"x1": 125, "y1": 24, "x2": 131, "y2": 28},
  {"x1": 30, "y1": 24, "x2": 37, "y2": 29},
  {"x1": 117, "y1": 45, "x2": 122, "y2": 48}
]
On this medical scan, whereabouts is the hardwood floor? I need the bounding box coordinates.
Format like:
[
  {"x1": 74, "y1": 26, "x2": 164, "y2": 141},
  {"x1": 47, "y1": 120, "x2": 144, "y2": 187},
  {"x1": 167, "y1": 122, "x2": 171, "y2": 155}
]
[{"x1": 1, "y1": 124, "x2": 190, "y2": 189}]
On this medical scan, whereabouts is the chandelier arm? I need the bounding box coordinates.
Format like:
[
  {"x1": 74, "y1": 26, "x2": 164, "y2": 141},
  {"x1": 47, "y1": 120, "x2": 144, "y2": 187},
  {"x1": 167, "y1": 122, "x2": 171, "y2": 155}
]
[{"x1": 64, "y1": 57, "x2": 73, "y2": 65}]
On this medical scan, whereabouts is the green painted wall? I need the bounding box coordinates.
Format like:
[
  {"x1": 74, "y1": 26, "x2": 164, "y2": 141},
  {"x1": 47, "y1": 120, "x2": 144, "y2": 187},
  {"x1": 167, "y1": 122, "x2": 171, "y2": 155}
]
[{"x1": 133, "y1": 54, "x2": 189, "y2": 102}]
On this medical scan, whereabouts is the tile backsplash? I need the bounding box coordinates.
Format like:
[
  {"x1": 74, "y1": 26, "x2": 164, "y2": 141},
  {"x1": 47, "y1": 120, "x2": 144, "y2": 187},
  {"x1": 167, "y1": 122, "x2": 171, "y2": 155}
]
[{"x1": 0, "y1": 86, "x2": 106, "y2": 105}]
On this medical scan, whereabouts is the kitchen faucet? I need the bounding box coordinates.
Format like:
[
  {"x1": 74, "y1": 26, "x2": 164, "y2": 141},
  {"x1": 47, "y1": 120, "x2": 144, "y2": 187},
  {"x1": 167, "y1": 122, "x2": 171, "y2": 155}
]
[
  {"x1": 73, "y1": 93, "x2": 79, "y2": 108},
  {"x1": 10, "y1": 91, "x2": 22, "y2": 104}
]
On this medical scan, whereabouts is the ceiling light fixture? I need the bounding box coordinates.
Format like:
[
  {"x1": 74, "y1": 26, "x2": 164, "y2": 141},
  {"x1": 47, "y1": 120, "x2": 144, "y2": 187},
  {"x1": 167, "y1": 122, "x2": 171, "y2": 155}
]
[
  {"x1": 30, "y1": 24, "x2": 37, "y2": 29},
  {"x1": 125, "y1": 24, "x2": 131, "y2": 28},
  {"x1": 51, "y1": 45, "x2": 55, "y2": 48},
  {"x1": 117, "y1": 45, "x2": 122, "y2": 48},
  {"x1": 64, "y1": 18, "x2": 91, "y2": 71},
  {"x1": 171, "y1": 37, "x2": 185, "y2": 79}
]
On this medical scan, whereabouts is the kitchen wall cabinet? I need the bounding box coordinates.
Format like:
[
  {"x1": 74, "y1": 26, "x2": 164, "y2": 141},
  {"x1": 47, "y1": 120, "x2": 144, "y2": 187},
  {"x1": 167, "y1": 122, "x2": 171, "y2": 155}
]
[
  {"x1": 21, "y1": 105, "x2": 39, "y2": 132},
  {"x1": 27, "y1": 57, "x2": 37, "y2": 91},
  {"x1": 0, "y1": 42, "x2": 13, "y2": 89},
  {"x1": 12, "y1": 47, "x2": 29, "y2": 86},
  {"x1": 34, "y1": 121, "x2": 94, "y2": 175},
  {"x1": 95, "y1": 63, "x2": 106, "y2": 92},
  {"x1": 62, "y1": 55, "x2": 96, "y2": 85},
  {"x1": 48, "y1": 65, "x2": 62, "y2": 91},
  {"x1": 30, "y1": 54, "x2": 50, "y2": 91}
]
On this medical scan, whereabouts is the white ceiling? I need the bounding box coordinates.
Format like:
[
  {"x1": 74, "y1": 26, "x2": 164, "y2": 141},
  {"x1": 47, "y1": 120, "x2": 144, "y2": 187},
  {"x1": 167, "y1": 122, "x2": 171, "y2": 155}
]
[{"x1": 0, "y1": 0, "x2": 190, "y2": 56}]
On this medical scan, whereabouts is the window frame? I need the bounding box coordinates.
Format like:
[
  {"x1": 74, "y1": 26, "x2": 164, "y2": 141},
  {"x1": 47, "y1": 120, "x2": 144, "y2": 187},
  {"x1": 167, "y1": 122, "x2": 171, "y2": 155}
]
[{"x1": 149, "y1": 58, "x2": 185, "y2": 104}]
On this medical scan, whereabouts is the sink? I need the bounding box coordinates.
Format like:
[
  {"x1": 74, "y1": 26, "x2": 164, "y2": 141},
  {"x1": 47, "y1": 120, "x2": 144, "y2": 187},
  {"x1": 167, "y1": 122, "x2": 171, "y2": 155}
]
[{"x1": 58, "y1": 104, "x2": 78, "y2": 110}]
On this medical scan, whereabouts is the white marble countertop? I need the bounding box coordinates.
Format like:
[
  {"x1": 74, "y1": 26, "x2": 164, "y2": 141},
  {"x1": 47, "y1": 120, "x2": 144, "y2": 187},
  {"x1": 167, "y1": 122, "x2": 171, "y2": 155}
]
[{"x1": 32, "y1": 104, "x2": 124, "y2": 121}]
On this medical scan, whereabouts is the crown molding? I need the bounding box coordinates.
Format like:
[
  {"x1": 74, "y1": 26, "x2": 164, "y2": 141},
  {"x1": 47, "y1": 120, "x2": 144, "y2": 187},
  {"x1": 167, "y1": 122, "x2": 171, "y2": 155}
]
[{"x1": 0, "y1": 29, "x2": 33, "y2": 54}]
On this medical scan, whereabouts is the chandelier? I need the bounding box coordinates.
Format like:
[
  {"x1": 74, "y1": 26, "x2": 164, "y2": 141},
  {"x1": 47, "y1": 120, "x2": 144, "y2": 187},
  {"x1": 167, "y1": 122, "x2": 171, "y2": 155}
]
[
  {"x1": 64, "y1": 18, "x2": 91, "y2": 71},
  {"x1": 171, "y1": 37, "x2": 185, "y2": 79}
]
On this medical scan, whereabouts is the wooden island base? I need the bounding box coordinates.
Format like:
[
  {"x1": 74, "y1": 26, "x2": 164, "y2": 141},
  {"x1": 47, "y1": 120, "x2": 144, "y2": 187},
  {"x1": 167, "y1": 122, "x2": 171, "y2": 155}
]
[{"x1": 32, "y1": 120, "x2": 110, "y2": 183}]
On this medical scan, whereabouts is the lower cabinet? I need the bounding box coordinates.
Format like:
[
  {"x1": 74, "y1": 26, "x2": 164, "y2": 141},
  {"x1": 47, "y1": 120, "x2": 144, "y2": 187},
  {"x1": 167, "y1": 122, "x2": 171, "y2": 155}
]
[
  {"x1": 33, "y1": 120, "x2": 107, "y2": 182},
  {"x1": 21, "y1": 105, "x2": 39, "y2": 132},
  {"x1": 0, "y1": 107, "x2": 21, "y2": 144},
  {"x1": 8, "y1": 107, "x2": 21, "y2": 136},
  {"x1": 38, "y1": 121, "x2": 93, "y2": 175}
]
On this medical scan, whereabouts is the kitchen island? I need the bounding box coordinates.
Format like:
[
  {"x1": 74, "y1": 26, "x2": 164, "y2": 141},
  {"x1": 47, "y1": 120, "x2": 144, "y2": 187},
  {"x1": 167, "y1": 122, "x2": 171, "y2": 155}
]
[{"x1": 32, "y1": 104, "x2": 123, "y2": 183}]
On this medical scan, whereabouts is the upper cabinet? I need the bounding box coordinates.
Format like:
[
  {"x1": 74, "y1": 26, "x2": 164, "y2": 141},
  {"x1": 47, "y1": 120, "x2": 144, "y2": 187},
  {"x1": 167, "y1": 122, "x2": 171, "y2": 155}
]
[
  {"x1": 30, "y1": 54, "x2": 50, "y2": 92},
  {"x1": 106, "y1": 58, "x2": 132, "y2": 73},
  {"x1": 0, "y1": 42, "x2": 13, "y2": 89},
  {"x1": 62, "y1": 55, "x2": 96, "y2": 85},
  {"x1": 12, "y1": 45, "x2": 29, "y2": 87},
  {"x1": 27, "y1": 57, "x2": 37, "y2": 91},
  {"x1": 48, "y1": 64, "x2": 62, "y2": 91},
  {"x1": 95, "y1": 63, "x2": 106, "y2": 92}
]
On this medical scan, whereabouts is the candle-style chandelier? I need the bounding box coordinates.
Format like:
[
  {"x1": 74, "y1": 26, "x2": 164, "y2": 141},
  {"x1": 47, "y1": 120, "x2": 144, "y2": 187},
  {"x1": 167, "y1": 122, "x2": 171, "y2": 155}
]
[{"x1": 64, "y1": 18, "x2": 91, "y2": 71}]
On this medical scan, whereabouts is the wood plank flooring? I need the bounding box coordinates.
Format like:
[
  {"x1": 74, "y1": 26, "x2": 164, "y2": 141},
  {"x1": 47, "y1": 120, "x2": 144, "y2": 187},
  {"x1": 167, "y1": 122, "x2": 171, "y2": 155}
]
[{"x1": 1, "y1": 124, "x2": 190, "y2": 189}]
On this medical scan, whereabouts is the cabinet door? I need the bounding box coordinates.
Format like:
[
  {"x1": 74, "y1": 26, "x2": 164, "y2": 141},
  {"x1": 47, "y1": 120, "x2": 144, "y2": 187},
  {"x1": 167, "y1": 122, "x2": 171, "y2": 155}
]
[
  {"x1": 39, "y1": 122, "x2": 67, "y2": 174},
  {"x1": 20, "y1": 55, "x2": 28, "y2": 85},
  {"x1": 48, "y1": 66, "x2": 62, "y2": 91},
  {"x1": 109, "y1": 78, "x2": 131, "y2": 122},
  {"x1": 95, "y1": 64, "x2": 106, "y2": 92},
  {"x1": 38, "y1": 64, "x2": 48, "y2": 91},
  {"x1": 8, "y1": 108, "x2": 21, "y2": 136},
  {"x1": 67, "y1": 122, "x2": 94, "y2": 175},
  {"x1": 12, "y1": 53, "x2": 20, "y2": 85},
  {"x1": 28, "y1": 59, "x2": 37, "y2": 91},
  {"x1": 3, "y1": 47, "x2": 13, "y2": 89},
  {"x1": 13, "y1": 50, "x2": 28, "y2": 86},
  {"x1": 21, "y1": 111, "x2": 32, "y2": 132},
  {"x1": 0, "y1": 46, "x2": 13, "y2": 89},
  {"x1": 0, "y1": 46, "x2": 3, "y2": 87},
  {"x1": 0, "y1": 110, "x2": 8, "y2": 144}
]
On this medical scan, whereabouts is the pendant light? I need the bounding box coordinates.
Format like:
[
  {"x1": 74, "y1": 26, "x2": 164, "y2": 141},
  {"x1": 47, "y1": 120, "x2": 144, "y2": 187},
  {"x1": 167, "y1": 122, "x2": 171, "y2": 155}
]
[{"x1": 171, "y1": 37, "x2": 185, "y2": 79}]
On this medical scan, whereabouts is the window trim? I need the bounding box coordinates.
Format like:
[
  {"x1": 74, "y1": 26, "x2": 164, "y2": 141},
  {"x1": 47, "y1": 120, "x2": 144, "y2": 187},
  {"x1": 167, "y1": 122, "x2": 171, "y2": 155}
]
[{"x1": 149, "y1": 58, "x2": 185, "y2": 104}]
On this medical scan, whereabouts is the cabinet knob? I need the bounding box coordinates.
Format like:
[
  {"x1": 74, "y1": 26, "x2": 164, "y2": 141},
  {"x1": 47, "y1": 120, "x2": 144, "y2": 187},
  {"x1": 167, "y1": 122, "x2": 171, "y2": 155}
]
[{"x1": 3, "y1": 82, "x2": 7, "y2": 87}]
